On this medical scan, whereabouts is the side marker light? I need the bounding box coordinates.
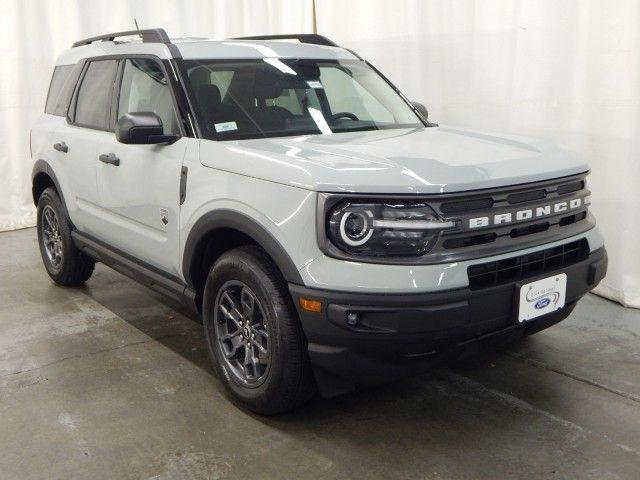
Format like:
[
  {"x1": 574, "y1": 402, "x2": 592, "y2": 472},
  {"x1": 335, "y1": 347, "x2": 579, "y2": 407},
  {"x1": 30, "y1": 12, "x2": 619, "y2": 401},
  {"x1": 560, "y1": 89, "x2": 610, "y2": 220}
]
[{"x1": 299, "y1": 298, "x2": 322, "y2": 313}]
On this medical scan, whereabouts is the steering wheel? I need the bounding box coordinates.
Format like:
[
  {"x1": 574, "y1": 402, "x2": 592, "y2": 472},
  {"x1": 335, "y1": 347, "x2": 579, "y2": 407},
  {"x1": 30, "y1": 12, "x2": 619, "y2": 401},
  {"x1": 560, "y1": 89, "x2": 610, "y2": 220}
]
[{"x1": 329, "y1": 112, "x2": 359, "y2": 124}]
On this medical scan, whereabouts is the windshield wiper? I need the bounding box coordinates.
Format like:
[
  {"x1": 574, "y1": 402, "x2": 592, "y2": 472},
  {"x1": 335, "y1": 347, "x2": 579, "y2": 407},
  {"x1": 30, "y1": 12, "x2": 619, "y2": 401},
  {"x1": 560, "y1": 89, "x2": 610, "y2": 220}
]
[{"x1": 331, "y1": 125, "x2": 379, "y2": 134}]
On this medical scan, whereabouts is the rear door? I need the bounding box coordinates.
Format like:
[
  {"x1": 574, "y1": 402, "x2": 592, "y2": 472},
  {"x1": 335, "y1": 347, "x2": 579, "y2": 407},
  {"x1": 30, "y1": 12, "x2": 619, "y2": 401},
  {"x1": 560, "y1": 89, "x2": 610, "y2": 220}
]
[
  {"x1": 94, "y1": 56, "x2": 188, "y2": 275},
  {"x1": 55, "y1": 59, "x2": 118, "y2": 236}
]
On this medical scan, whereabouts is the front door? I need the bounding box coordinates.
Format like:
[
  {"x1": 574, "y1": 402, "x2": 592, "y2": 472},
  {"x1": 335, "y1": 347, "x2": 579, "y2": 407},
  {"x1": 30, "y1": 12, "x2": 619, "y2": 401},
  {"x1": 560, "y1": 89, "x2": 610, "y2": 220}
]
[{"x1": 94, "y1": 57, "x2": 189, "y2": 276}]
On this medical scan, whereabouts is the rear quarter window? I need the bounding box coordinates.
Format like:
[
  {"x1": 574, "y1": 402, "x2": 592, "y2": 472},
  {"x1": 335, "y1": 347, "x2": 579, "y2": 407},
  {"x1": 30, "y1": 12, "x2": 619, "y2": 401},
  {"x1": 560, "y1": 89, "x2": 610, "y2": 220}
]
[{"x1": 45, "y1": 65, "x2": 75, "y2": 116}]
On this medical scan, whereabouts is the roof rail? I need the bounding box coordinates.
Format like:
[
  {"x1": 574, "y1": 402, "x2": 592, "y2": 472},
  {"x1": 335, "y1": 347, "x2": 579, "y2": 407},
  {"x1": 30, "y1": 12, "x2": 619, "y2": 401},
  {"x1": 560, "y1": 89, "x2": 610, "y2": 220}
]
[
  {"x1": 231, "y1": 34, "x2": 338, "y2": 47},
  {"x1": 72, "y1": 28, "x2": 171, "y2": 48}
]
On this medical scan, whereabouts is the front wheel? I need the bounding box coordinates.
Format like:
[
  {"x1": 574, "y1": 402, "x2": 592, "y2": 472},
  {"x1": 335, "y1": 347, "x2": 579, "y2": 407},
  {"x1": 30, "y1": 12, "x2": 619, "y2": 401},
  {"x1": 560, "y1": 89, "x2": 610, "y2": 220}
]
[{"x1": 202, "y1": 246, "x2": 315, "y2": 415}]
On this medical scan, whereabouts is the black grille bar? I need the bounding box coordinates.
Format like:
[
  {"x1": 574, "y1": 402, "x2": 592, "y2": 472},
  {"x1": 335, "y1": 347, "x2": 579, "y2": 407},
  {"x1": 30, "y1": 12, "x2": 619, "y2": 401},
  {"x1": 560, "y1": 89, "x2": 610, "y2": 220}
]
[{"x1": 467, "y1": 239, "x2": 589, "y2": 289}]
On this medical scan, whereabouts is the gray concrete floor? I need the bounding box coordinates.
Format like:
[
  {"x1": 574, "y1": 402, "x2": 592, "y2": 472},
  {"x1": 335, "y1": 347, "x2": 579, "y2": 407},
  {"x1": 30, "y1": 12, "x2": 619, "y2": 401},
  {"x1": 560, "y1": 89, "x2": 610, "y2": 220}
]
[{"x1": 0, "y1": 228, "x2": 639, "y2": 480}]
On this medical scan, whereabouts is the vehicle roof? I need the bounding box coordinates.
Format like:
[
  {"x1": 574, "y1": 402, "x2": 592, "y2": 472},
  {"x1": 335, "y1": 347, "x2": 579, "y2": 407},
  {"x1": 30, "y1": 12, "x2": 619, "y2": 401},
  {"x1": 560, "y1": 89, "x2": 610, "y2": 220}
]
[{"x1": 55, "y1": 37, "x2": 359, "y2": 66}]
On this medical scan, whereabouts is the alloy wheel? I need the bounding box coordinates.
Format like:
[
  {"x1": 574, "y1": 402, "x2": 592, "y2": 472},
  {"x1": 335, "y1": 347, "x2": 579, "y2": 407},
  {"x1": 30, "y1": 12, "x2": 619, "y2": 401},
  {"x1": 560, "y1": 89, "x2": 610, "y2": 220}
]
[
  {"x1": 214, "y1": 280, "x2": 271, "y2": 386},
  {"x1": 41, "y1": 205, "x2": 63, "y2": 269}
]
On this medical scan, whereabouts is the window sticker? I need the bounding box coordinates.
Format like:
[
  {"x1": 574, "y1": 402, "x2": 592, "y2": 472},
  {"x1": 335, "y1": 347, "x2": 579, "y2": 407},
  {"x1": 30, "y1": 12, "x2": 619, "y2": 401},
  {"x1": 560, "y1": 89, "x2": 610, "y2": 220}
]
[
  {"x1": 214, "y1": 121, "x2": 238, "y2": 133},
  {"x1": 306, "y1": 80, "x2": 323, "y2": 89}
]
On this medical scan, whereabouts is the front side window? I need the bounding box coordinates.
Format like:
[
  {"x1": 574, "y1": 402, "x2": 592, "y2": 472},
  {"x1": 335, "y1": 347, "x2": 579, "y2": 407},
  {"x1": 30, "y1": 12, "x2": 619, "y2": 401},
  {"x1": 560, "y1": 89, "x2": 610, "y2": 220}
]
[
  {"x1": 185, "y1": 58, "x2": 423, "y2": 140},
  {"x1": 117, "y1": 58, "x2": 179, "y2": 135},
  {"x1": 74, "y1": 60, "x2": 118, "y2": 129}
]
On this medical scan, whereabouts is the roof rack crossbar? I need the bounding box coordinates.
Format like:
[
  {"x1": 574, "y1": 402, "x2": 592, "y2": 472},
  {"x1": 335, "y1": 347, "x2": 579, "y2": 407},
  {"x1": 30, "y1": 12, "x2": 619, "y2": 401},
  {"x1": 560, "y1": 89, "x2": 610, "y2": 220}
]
[
  {"x1": 231, "y1": 34, "x2": 338, "y2": 47},
  {"x1": 72, "y1": 28, "x2": 171, "y2": 48}
]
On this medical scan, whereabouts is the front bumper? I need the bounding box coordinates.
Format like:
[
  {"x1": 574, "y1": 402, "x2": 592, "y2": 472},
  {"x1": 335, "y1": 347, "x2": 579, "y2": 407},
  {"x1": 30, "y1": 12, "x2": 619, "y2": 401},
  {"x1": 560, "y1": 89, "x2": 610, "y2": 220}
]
[{"x1": 289, "y1": 246, "x2": 607, "y2": 397}]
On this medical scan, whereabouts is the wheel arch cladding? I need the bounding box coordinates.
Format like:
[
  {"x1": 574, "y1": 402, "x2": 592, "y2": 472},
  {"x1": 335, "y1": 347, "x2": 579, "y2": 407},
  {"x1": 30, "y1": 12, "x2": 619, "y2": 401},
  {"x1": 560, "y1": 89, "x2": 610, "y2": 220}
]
[
  {"x1": 183, "y1": 210, "x2": 304, "y2": 302},
  {"x1": 32, "y1": 160, "x2": 63, "y2": 206}
]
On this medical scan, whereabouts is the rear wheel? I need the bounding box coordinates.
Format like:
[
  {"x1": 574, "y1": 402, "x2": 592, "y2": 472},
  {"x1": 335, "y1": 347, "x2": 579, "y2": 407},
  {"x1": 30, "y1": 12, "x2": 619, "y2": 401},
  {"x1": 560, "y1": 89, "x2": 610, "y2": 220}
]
[
  {"x1": 202, "y1": 246, "x2": 315, "y2": 415},
  {"x1": 36, "y1": 188, "x2": 95, "y2": 285}
]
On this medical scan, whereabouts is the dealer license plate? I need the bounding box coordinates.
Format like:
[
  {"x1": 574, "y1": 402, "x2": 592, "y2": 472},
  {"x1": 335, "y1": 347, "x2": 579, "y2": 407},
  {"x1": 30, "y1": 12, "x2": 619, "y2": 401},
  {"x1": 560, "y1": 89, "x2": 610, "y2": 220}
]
[{"x1": 518, "y1": 273, "x2": 567, "y2": 322}]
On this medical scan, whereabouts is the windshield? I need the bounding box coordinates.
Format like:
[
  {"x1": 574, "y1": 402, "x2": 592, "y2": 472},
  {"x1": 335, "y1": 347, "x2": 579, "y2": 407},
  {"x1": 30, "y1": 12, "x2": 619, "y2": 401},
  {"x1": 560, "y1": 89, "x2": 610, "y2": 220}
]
[{"x1": 184, "y1": 58, "x2": 424, "y2": 140}]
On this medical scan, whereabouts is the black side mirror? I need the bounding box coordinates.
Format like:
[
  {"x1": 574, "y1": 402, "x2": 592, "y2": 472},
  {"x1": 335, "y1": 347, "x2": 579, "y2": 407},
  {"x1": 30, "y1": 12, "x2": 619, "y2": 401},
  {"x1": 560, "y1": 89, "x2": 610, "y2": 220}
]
[
  {"x1": 116, "y1": 112, "x2": 179, "y2": 145},
  {"x1": 411, "y1": 102, "x2": 438, "y2": 127}
]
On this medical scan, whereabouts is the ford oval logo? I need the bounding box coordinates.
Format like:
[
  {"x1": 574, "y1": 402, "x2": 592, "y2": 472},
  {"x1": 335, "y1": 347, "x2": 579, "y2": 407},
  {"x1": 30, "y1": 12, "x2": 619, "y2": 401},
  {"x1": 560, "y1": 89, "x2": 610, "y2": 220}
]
[{"x1": 534, "y1": 298, "x2": 551, "y2": 309}]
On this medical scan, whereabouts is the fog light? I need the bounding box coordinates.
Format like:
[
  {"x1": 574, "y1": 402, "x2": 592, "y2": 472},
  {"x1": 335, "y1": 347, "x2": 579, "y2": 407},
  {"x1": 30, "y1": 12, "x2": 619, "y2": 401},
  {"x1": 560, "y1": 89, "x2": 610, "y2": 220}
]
[
  {"x1": 299, "y1": 297, "x2": 322, "y2": 313},
  {"x1": 346, "y1": 313, "x2": 359, "y2": 326}
]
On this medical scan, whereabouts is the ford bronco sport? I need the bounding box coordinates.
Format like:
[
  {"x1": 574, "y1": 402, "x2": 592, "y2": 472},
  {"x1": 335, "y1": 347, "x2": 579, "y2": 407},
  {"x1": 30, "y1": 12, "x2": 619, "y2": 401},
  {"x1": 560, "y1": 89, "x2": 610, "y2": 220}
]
[{"x1": 31, "y1": 29, "x2": 607, "y2": 414}]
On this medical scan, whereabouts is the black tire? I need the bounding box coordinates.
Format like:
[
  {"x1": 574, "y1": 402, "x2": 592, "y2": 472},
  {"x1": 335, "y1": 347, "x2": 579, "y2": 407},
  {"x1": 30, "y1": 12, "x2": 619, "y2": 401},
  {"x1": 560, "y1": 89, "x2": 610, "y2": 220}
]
[
  {"x1": 202, "y1": 245, "x2": 315, "y2": 415},
  {"x1": 36, "y1": 187, "x2": 95, "y2": 286}
]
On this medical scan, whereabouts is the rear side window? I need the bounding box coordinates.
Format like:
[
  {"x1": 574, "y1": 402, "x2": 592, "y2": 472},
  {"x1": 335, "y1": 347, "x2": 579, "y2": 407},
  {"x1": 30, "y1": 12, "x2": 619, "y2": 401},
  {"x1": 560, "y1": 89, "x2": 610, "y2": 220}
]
[
  {"x1": 45, "y1": 65, "x2": 75, "y2": 116},
  {"x1": 74, "y1": 60, "x2": 118, "y2": 130}
]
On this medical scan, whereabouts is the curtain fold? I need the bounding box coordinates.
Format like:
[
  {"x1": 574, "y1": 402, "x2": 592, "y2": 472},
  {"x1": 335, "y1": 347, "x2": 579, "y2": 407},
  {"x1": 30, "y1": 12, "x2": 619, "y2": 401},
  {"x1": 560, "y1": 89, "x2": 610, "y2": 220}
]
[{"x1": 315, "y1": 0, "x2": 640, "y2": 307}]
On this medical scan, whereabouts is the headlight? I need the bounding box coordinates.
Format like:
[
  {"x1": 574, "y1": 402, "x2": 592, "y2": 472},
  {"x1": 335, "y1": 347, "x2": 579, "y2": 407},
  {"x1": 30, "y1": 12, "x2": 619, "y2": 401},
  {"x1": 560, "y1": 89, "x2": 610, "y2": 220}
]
[{"x1": 326, "y1": 201, "x2": 456, "y2": 257}]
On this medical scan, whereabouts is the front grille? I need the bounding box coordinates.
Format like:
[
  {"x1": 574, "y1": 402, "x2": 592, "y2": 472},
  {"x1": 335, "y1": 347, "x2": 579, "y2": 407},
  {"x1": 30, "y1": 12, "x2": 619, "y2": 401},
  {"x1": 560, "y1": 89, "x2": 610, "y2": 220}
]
[
  {"x1": 423, "y1": 173, "x2": 593, "y2": 262},
  {"x1": 467, "y1": 239, "x2": 589, "y2": 289}
]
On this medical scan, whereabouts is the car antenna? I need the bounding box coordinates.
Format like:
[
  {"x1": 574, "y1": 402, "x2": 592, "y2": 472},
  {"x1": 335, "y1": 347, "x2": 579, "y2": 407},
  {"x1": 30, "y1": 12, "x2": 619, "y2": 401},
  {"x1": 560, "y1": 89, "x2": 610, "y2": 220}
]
[{"x1": 133, "y1": 18, "x2": 142, "y2": 39}]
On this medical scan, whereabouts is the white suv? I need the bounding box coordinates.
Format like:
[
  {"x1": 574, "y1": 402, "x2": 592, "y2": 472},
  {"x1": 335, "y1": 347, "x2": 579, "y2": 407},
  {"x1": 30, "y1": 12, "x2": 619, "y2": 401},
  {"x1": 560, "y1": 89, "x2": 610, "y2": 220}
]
[{"x1": 31, "y1": 29, "x2": 607, "y2": 414}]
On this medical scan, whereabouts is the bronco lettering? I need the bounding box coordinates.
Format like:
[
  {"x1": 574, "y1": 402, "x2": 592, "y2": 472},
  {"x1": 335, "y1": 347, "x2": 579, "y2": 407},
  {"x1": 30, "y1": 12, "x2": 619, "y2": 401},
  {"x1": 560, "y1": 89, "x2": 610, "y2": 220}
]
[{"x1": 469, "y1": 196, "x2": 590, "y2": 229}]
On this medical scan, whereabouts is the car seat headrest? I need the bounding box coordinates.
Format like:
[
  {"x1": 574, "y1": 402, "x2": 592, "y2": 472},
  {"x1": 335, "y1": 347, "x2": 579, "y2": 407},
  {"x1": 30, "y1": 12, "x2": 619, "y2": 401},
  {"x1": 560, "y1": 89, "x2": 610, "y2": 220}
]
[
  {"x1": 197, "y1": 84, "x2": 222, "y2": 107},
  {"x1": 253, "y1": 69, "x2": 284, "y2": 99},
  {"x1": 189, "y1": 67, "x2": 212, "y2": 91}
]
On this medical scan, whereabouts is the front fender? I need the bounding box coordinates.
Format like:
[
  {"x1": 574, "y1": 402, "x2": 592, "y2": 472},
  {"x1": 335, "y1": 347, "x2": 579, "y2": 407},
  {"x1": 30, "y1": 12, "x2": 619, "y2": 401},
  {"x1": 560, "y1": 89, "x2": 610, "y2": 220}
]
[{"x1": 182, "y1": 209, "x2": 305, "y2": 287}]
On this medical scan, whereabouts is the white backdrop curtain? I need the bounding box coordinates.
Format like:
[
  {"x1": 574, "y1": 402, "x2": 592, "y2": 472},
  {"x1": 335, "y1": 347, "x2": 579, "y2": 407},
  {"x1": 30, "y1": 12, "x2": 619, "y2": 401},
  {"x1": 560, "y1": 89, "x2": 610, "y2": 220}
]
[
  {"x1": 0, "y1": 0, "x2": 313, "y2": 230},
  {"x1": 1, "y1": 0, "x2": 637, "y2": 308},
  {"x1": 315, "y1": 0, "x2": 640, "y2": 307}
]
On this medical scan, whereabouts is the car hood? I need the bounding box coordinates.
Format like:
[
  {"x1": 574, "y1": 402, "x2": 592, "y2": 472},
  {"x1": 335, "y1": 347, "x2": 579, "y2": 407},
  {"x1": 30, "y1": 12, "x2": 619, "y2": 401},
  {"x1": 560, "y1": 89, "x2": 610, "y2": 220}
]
[{"x1": 200, "y1": 126, "x2": 589, "y2": 194}]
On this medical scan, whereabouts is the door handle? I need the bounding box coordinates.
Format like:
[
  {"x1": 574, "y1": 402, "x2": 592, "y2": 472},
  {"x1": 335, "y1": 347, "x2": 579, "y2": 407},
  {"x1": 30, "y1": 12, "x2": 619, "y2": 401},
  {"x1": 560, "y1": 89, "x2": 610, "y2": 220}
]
[
  {"x1": 99, "y1": 153, "x2": 120, "y2": 166},
  {"x1": 53, "y1": 142, "x2": 68, "y2": 153}
]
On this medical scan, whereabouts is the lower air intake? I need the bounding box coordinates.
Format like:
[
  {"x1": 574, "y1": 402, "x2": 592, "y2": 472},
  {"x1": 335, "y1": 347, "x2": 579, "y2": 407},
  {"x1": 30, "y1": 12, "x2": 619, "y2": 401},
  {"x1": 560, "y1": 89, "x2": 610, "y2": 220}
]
[{"x1": 467, "y1": 239, "x2": 589, "y2": 289}]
